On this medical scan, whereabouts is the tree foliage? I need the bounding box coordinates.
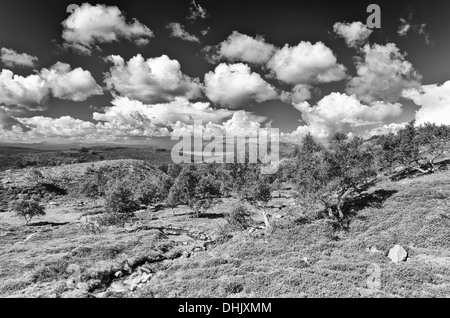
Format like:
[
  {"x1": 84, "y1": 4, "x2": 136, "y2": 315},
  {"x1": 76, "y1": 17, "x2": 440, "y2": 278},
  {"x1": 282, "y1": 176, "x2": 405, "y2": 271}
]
[{"x1": 9, "y1": 196, "x2": 46, "y2": 225}]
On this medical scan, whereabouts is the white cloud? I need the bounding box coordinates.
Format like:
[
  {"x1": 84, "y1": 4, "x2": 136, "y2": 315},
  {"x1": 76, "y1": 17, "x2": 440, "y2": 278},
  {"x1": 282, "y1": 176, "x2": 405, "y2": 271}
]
[
  {"x1": 286, "y1": 92, "x2": 403, "y2": 140},
  {"x1": 167, "y1": 22, "x2": 200, "y2": 43},
  {"x1": 204, "y1": 63, "x2": 279, "y2": 108},
  {"x1": 0, "y1": 63, "x2": 102, "y2": 113},
  {"x1": 346, "y1": 43, "x2": 422, "y2": 103},
  {"x1": 187, "y1": 0, "x2": 208, "y2": 20},
  {"x1": 0, "y1": 48, "x2": 38, "y2": 68},
  {"x1": 280, "y1": 84, "x2": 312, "y2": 104},
  {"x1": 333, "y1": 21, "x2": 372, "y2": 48},
  {"x1": 0, "y1": 107, "x2": 29, "y2": 131},
  {"x1": 40, "y1": 62, "x2": 103, "y2": 102},
  {"x1": 398, "y1": 19, "x2": 411, "y2": 36},
  {"x1": 398, "y1": 15, "x2": 431, "y2": 45},
  {"x1": 93, "y1": 96, "x2": 236, "y2": 127},
  {"x1": 266, "y1": 41, "x2": 347, "y2": 85},
  {"x1": 204, "y1": 31, "x2": 276, "y2": 65},
  {"x1": 0, "y1": 97, "x2": 268, "y2": 142},
  {"x1": 363, "y1": 122, "x2": 407, "y2": 138},
  {"x1": 61, "y1": 3, "x2": 153, "y2": 55},
  {"x1": 403, "y1": 81, "x2": 450, "y2": 125},
  {"x1": 104, "y1": 54, "x2": 203, "y2": 103},
  {"x1": 0, "y1": 69, "x2": 48, "y2": 111},
  {"x1": 170, "y1": 110, "x2": 267, "y2": 138}
]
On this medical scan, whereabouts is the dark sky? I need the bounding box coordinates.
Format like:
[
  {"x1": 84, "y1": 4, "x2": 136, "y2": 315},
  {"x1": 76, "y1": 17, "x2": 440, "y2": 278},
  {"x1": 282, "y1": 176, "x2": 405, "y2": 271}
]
[{"x1": 0, "y1": 0, "x2": 449, "y2": 141}]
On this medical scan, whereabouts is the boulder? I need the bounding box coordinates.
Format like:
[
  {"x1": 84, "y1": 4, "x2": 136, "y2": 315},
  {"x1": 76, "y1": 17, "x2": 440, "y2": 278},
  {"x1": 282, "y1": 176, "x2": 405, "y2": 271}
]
[{"x1": 388, "y1": 244, "x2": 408, "y2": 263}]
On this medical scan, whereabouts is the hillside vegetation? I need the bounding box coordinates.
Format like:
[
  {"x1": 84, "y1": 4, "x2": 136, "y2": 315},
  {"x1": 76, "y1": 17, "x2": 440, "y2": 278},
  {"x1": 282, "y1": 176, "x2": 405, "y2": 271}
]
[{"x1": 0, "y1": 121, "x2": 449, "y2": 298}]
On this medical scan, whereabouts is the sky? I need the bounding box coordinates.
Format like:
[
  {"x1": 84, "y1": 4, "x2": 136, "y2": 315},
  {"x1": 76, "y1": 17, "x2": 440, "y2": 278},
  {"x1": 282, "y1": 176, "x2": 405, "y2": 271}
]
[{"x1": 0, "y1": 0, "x2": 450, "y2": 144}]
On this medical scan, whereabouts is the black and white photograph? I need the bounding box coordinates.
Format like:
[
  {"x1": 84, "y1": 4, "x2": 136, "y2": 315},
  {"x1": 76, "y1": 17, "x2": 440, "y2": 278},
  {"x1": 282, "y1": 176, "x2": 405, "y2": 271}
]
[{"x1": 0, "y1": 0, "x2": 449, "y2": 302}]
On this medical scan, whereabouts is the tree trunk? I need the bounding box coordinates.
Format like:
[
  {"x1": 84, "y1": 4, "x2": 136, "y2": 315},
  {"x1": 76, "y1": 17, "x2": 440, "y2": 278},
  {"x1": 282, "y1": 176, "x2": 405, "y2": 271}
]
[
  {"x1": 260, "y1": 208, "x2": 270, "y2": 229},
  {"x1": 337, "y1": 188, "x2": 353, "y2": 220}
]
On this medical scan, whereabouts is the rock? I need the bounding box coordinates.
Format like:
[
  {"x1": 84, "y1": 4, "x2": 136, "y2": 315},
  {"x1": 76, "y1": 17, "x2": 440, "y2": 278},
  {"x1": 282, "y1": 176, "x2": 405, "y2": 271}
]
[
  {"x1": 367, "y1": 246, "x2": 384, "y2": 255},
  {"x1": 110, "y1": 281, "x2": 128, "y2": 293},
  {"x1": 114, "y1": 271, "x2": 123, "y2": 278},
  {"x1": 388, "y1": 244, "x2": 408, "y2": 263},
  {"x1": 302, "y1": 257, "x2": 310, "y2": 266},
  {"x1": 182, "y1": 251, "x2": 190, "y2": 258}
]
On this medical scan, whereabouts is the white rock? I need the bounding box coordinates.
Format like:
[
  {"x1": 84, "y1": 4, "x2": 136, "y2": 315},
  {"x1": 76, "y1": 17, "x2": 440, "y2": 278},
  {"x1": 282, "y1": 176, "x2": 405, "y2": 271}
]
[{"x1": 388, "y1": 244, "x2": 408, "y2": 263}]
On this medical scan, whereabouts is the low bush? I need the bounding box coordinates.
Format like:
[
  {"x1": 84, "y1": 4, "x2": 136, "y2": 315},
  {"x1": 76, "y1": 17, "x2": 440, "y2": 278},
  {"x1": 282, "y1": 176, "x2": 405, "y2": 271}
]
[{"x1": 225, "y1": 204, "x2": 252, "y2": 230}]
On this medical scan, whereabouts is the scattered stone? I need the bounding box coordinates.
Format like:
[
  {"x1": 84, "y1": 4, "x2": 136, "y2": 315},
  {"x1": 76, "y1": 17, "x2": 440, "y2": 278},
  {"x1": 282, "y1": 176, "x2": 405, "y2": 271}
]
[
  {"x1": 110, "y1": 281, "x2": 128, "y2": 293},
  {"x1": 367, "y1": 246, "x2": 384, "y2": 255},
  {"x1": 388, "y1": 244, "x2": 408, "y2": 263},
  {"x1": 302, "y1": 257, "x2": 310, "y2": 266},
  {"x1": 23, "y1": 233, "x2": 38, "y2": 242},
  {"x1": 114, "y1": 271, "x2": 123, "y2": 278}
]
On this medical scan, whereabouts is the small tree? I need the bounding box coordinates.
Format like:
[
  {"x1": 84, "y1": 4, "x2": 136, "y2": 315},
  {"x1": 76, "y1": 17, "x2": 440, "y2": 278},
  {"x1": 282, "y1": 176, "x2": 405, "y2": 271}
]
[
  {"x1": 295, "y1": 133, "x2": 377, "y2": 221},
  {"x1": 226, "y1": 204, "x2": 252, "y2": 230},
  {"x1": 104, "y1": 180, "x2": 139, "y2": 216},
  {"x1": 135, "y1": 180, "x2": 159, "y2": 206},
  {"x1": 9, "y1": 197, "x2": 45, "y2": 225},
  {"x1": 241, "y1": 176, "x2": 272, "y2": 228},
  {"x1": 417, "y1": 122, "x2": 450, "y2": 172},
  {"x1": 166, "y1": 183, "x2": 182, "y2": 215}
]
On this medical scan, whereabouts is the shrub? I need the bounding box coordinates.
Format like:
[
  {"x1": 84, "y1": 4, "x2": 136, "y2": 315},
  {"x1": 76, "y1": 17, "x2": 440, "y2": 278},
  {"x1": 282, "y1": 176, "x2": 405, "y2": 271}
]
[
  {"x1": 9, "y1": 196, "x2": 46, "y2": 225},
  {"x1": 226, "y1": 204, "x2": 252, "y2": 230},
  {"x1": 95, "y1": 212, "x2": 132, "y2": 227},
  {"x1": 135, "y1": 180, "x2": 159, "y2": 205},
  {"x1": 103, "y1": 180, "x2": 139, "y2": 215}
]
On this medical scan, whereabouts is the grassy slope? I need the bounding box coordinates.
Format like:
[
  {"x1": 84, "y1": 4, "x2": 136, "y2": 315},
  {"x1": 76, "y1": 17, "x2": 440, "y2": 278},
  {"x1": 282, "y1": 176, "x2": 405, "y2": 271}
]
[
  {"x1": 0, "y1": 165, "x2": 449, "y2": 298},
  {"x1": 136, "y1": 172, "x2": 450, "y2": 298}
]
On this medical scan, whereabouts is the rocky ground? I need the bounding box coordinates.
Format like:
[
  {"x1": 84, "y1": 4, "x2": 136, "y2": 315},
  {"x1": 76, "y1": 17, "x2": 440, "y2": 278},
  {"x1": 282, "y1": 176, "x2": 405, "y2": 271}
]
[{"x1": 0, "y1": 159, "x2": 449, "y2": 298}]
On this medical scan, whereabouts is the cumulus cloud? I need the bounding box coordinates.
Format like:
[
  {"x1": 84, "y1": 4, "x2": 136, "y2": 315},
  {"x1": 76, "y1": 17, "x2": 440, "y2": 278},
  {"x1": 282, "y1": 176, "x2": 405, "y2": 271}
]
[
  {"x1": 93, "y1": 97, "x2": 236, "y2": 128},
  {"x1": 286, "y1": 92, "x2": 403, "y2": 140},
  {"x1": 104, "y1": 54, "x2": 203, "y2": 104},
  {"x1": 204, "y1": 63, "x2": 279, "y2": 108},
  {"x1": 40, "y1": 62, "x2": 103, "y2": 102},
  {"x1": 402, "y1": 81, "x2": 450, "y2": 125},
  {"x1": 363, "y1": 122, "x2": 407, "y2": 138},
  {"x1": 204, "y1": 31, "x2": 276, "y2": 65},
  {"x1": 0, "y1": 63, "x2": 102, "y2": 113},
  {"x1": 266, "y1": 41, "x2": 347, "y2": 85},
  {"x1": 61, "y1": 3, "x2": 153, "y2": 55},
  {"x1": 187, "y1": 0, "x2": 208, "y2": 20},
  {"x1": 167, "y1": 22, "x2": 200, "y2": 43},
  {"x1": 0, "y1": 97, "x2": 268, "y2": 142},
  {"x1": 0, "y1": 69, "x2": 48, "y2": 111},
  {"x1": 0, "y1": 107, "x2": 29, "y2": 131},
  {"x1": 346, "y1": 43, "x2": 422, "y2": 103},
  {"x1": 333, "y1": 21, "x2": 372, "y2": 48},
  {"x1": 280, "y1": 84, "x2": 313, "y2": 104},
  {"x1": 0, "y1": 48, "x2": 38, "y2": 68},
  {"x1": 170, "y1": 110, "x2": 267, "y2": 138}
]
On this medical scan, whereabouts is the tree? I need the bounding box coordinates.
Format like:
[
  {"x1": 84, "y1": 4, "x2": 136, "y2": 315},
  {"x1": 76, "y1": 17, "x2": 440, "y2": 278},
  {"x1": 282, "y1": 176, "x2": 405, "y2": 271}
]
[
  {"x1": 417, "y1": 122, "x2": 450, "y2": 172},
  {"x1": 167, "y1": 164, "x2": 222, "y2": 218},
  {"x1": 240, "y1": 175, "x2": 272, "y2": 228},
  {"x1": 104, "y1": 180, "x2": 139, "y2": 215},
  {"x1": 294, "y1": 133, "x2": 376, "y2": 221},
  {"x1": 375, "y1": 121, "x2": 450, "y2": 174},
  {"x1": 395, "y1": 120, "x2": 424, "y2": 172},
  {"x1": 135, "y1": 180, "x2": 159, "y2": 206},
  {"x1": 9, "y1": 197, "x2": 45, "y2": 225}
]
